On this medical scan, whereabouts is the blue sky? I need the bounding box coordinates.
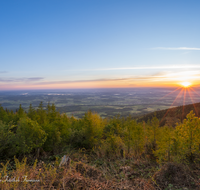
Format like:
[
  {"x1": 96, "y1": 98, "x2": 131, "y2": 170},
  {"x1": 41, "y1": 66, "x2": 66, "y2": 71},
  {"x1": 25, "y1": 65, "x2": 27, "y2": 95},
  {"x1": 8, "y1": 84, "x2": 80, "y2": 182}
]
[{"x1": 1, "y1": 0, "x2": 200, "y2": 90}]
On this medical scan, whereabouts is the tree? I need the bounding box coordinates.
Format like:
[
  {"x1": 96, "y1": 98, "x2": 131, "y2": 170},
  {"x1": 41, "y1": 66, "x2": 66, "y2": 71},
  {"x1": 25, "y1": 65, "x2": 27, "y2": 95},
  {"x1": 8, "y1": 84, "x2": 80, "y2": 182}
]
[
  {"x1": 144, "y1": 116, "x2": 160, "y2": 160},
  {"x1": 27, "y1": 104, "x2": 37, "y2": 120},
  {"x1": 175, "y1": 110, "x2": 200, "y2": 162},
  {"x1": 124, "y1": 117, "x2": 144, "y2": 155},
  {"x1": 146, "y1": 116, "x2": 160, "y2": 150},
  {"x1": 0, "y1": 121, "x2": 16, "y2": 158},
  {"x1": 0, "y1": 104, "x2": 7, "y2": 122},
  {"x1": 17, "y1": 104, "x2": 25, "y2": 118},
  {"x1": 37, "y1": 102, "x2": 47, "y2": 125},
  {"x1": 16, "y1": 117, "x2": 47, "y2": 155},
  {"x1": 82, "y1": 111, "x2": 104, "y2": 149},
  {"x1": 47, "y1": 103, "x2": 58, "y2": 123},
  {"x1": 154, "y1": 126, "x2": 174, "y2": 162}
]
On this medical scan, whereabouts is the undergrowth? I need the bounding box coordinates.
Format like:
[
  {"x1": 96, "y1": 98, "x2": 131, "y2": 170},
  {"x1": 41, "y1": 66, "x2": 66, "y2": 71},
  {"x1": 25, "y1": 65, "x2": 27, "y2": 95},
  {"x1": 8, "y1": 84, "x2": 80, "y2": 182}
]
[{"x1": 0, "y1": 150, "x2": 200, "y2": 189}]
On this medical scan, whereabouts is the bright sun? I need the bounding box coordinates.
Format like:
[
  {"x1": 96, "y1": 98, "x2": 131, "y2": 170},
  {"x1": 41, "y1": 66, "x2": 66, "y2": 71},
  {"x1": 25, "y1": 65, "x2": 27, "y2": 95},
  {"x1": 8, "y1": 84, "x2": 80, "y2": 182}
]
[{"x1": 181, "y1": 82, "x2": 191, "y2": 88}]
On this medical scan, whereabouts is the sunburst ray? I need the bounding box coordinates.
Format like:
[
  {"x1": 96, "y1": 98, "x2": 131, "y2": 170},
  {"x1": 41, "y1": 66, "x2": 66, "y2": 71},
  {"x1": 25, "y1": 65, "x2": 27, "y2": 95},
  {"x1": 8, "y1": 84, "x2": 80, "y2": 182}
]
[
  {"x1": 187, "y1": 88, "x2": 199, "y2": 116},
  {"x1": 160, "y1": 88, "x2": 184, "y2": 124}
]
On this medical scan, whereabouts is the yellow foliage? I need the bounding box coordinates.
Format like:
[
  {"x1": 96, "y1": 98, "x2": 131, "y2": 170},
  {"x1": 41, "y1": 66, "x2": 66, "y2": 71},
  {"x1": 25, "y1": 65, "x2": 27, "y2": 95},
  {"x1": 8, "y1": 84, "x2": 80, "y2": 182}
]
[{"x1": 175, "y1": 110, "x2": 200, "y2": 162}]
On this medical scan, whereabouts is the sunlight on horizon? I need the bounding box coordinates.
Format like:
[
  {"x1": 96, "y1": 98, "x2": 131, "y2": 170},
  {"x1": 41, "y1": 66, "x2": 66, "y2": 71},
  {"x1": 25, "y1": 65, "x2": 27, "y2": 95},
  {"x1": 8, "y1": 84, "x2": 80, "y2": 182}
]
[
  {"x1": 156, "y1": 81, "x2": 200, "y2": 123},
  {"x1": 180, "y1": 82, "x2": 192, "y2": 88}
]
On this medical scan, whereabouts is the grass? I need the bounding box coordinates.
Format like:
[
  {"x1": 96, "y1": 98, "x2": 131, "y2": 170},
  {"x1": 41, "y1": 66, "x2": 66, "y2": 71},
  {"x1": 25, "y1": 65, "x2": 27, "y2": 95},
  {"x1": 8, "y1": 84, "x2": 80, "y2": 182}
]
[{"x1": 1, "y1": 150, "x2": 200, "y2": 189}]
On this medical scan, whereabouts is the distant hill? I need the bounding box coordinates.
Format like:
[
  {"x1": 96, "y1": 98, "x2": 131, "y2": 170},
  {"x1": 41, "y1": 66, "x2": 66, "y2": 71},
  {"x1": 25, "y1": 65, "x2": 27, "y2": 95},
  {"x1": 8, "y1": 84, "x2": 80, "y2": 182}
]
[{"x1": 137, "y1": 102, "x2": 200, "y2": 127}]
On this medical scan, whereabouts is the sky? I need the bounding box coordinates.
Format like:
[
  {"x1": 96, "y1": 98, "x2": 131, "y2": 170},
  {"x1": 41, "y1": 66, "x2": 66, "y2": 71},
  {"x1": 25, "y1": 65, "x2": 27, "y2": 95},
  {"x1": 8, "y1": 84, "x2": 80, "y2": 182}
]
[{"x1": 0, "y1": 0, "x2": 200, "y2": 90}]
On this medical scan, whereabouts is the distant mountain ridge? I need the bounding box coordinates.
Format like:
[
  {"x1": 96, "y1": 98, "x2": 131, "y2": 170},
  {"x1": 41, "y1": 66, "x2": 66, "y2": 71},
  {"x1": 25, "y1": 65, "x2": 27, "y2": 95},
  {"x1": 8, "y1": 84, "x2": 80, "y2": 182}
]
[{"x1": 137, "y1": 102, "x2": 200, "y2": 127}]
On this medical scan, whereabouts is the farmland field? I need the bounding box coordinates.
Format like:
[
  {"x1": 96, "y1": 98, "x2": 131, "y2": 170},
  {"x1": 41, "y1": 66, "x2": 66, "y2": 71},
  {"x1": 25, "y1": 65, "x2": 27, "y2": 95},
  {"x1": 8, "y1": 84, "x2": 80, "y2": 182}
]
[{"x1": 1, "y1": 88, "x2": 200, "y2": 118}]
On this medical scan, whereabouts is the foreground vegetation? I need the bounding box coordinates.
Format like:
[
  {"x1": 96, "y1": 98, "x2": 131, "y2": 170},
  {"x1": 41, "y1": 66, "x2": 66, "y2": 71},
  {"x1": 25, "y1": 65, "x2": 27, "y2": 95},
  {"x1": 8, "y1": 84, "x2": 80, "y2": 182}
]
[{"x1": 0, "y1": 103, "x2": 200, "y2": 189}]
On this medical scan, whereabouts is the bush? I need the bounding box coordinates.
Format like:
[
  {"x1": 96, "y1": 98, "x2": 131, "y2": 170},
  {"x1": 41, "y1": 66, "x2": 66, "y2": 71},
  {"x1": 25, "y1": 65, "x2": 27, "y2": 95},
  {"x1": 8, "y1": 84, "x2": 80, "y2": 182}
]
[{"x1": 16, "y1": 117, "x2": 47, "y2": 155}]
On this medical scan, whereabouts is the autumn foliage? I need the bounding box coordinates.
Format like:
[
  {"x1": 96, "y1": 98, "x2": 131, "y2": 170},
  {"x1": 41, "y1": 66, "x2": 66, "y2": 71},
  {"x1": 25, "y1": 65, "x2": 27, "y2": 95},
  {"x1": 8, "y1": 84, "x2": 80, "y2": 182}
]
[
  {"x1": 1, "y1": 103, "x2": 200, "y2": 164},
  {"x1": 1, "y1": 103, "x2": 200, "y2": 189}
]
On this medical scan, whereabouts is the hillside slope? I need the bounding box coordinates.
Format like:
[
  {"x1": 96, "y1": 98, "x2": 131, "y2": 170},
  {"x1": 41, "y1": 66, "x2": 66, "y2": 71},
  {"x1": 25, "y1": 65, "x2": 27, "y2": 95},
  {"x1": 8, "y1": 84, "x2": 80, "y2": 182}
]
[{"x1": 137, "y1": 102, "x2": 200, "y2": 127}]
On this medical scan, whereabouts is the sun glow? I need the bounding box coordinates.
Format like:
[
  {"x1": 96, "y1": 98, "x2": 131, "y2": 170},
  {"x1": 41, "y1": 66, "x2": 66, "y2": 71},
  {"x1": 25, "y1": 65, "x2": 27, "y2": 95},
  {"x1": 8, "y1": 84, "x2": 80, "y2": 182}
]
[{"x1": 181, "y1": 82, "x2": 191, "y2": 88}]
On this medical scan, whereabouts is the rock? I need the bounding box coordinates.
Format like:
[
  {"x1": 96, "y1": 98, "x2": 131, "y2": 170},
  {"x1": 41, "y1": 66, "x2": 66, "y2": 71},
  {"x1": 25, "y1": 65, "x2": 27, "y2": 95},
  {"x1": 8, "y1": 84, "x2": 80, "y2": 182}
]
[{"x1": 59, "y1": 155, "x2": 71, "y2": 168}]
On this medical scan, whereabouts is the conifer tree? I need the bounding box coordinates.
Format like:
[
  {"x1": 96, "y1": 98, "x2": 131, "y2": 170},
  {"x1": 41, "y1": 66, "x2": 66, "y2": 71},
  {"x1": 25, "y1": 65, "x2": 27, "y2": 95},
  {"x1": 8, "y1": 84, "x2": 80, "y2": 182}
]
[
  {"x1": 37, "y1": 102, "x2": 47, "y2": 125},
  {"x1": 27, "y1": 104, "x2": 37, "y2": 120},
  {"x1": 16, "y1": 117, "x2": 47, "y2": 155},
  {"x1": 124, "y1": 117, "x2": 144, "y2": 155},
  {"x1": 47, "y1": 103, "x2": 57, "y2": 123},
  {"x1": 175, "y1": 110, "x2": 200, "y2": 162},
  {"x1": 17, "y1": 104, "x2": 25, "y2": 118},
  {"x1": 154, "y1": 126, "x2": 174, "y2": 162}
]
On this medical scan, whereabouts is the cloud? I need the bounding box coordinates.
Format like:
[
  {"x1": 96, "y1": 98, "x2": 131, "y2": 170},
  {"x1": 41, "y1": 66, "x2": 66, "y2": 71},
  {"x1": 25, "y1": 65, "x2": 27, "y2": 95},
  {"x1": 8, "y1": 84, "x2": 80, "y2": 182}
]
[
  {"x1": 1, "y1": 71, "x2": 200, "y2": 88},
  {"x1": 25, "y1": 70, "x2": 200, "y2": 86},
  {"x1": 26, "y1": 77, "x2": 44, "y2": 81},
  {"x1": 153, "y1": 47, "x2": 200, "y2": 50},
  {"x1": 0, "y1": 77, "x2": 44, "y2": 83},
  {"x1": 0, "y1": 71, "x2": 8, "y2": 74},
  {"x1": 76, "y1": 65, "x2": 200, "y2": 71},
  {"x1": 0, "y1": 79, "x2": 13, "y2": 82},
  {"x1": 34, "y1": 78, "x2": 129, "y2": 85},
  {"x1": 33, "y1": 73, "x2": 185, "y2": 86}
]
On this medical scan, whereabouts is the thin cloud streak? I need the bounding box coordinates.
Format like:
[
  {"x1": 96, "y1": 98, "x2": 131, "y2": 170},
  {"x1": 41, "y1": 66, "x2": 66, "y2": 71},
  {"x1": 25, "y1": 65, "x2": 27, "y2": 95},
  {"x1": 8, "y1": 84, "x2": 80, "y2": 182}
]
[
  {"x1": 0, "y1": 77, "x2": 44, "y2": 83},
  {"x1": 153, "y1": 47, "x2": 200, "y2": 50},
  {"x1": 0, "y1": 71, "x2": 8, "y2": 74},
  {"x1": 77, "y1": 65, "x2": 200, "y2": 71},
  {"x1": 34, "y1": 78, "x2": 129, "y2": 85},
  {"x1": 34, "y1": 71, "x2": 200, "y2": 85},
  {"x1": 1, "y1": 71, "x2": 200, "y2": 88}
]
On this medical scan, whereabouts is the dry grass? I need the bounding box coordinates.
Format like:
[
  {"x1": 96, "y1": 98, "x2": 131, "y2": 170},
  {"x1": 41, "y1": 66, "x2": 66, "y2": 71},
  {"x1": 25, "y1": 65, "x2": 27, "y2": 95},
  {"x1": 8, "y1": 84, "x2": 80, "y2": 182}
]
[
  {"x1": 153, "y1": 162, "x2": 200, "y2": 189},
  {"x1": 0, "y1": 153, "x2": 200, "y2": 190}
]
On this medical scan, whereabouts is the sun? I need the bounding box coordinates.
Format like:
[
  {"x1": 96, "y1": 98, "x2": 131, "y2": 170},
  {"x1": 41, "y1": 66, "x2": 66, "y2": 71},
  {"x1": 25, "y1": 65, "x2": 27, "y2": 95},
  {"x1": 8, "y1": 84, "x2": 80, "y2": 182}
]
[{"x1": 181, "y1": 82, "x2": 191, "y2": 88}]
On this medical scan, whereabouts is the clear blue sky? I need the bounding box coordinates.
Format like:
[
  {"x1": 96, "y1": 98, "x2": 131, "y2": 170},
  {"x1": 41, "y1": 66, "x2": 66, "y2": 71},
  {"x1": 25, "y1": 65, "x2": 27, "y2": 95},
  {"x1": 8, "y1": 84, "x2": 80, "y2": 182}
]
[{"x1": 1, "y1": 0, "x2": 200, "y2": 90}]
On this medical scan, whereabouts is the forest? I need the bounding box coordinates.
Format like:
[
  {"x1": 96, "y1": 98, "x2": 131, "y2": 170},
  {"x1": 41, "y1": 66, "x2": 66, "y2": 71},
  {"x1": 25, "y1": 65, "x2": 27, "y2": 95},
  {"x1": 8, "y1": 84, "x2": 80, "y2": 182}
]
[{"x1": 0, "y1": 102, "x2": 200, "y2": 189}]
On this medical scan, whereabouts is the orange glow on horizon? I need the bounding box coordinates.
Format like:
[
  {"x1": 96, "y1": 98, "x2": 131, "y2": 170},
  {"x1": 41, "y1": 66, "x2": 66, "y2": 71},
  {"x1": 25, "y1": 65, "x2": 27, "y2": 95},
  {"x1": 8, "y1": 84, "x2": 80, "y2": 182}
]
[
  {"x1": 0, "y1": 73, "x2": 199, "y2": 91},
  {"x1": 180, "y1": 82, "x2": 192, "y2": 88},
  {"x1": 0, "y1": 80, "x2": 186, "y2": 90}
]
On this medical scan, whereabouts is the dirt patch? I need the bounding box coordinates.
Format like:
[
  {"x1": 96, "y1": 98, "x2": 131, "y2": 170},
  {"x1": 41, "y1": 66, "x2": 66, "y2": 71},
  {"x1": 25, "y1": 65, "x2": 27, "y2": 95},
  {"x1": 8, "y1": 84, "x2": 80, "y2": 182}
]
[
  {"x1": 76, "y1": 162, "x2": 101, "y2": 180},
  {"x1": 153, "y1": 162, "x2": 198, "y2": 189},
  {"x1": 132, "y1": 178, "x2": 155, "y2": 190},
  {"x1": 65, "y1": 174, "x2": 90, "y2": 190},
  {"x1": 127, "y1": 161, "x2": 157, "y2": 180}
]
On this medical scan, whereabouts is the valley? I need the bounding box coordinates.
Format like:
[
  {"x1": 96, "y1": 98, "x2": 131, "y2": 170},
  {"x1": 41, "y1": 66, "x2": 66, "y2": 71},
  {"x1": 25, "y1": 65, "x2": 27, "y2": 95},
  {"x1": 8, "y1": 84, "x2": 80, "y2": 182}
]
[{"x1": 1, "y1": 87, "x2": 200, "y2": 118}]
